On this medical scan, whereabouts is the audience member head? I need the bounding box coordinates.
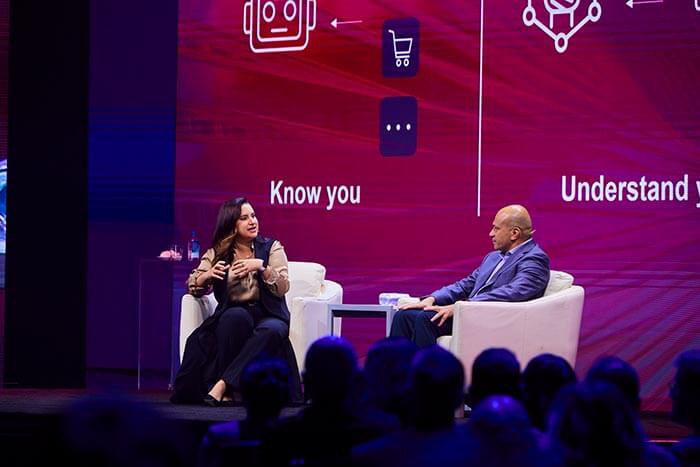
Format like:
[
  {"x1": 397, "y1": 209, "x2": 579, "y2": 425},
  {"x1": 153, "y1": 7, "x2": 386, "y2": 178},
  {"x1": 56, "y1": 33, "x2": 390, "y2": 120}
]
[
  {"x1": 467, "y1": 395, "x2": 543, "y2": 467},
  {"x1": 523, "y1": 353, "x2": 577, "y2": 431},
  {"x1": 546, "y1": 381, "x2": 646, "y2": 467},
  {"x1": 468, "y1": 348, "x2": 521, "y2": 408},
  {"x1": 585, "y1": 355, "x2": 640, "y2": 411},
  {"x1": 240, "y1": 356, "x2": 290, "y2": 420},
  {"x1": 59, "y1": 393, "x2": 188, "y2": 467},
  {"x1": 470, "y1": 395, "x2": 533, "y2": 442},
  {"x1": 363, "y1": 337, "x2": 418, "y2": 421},
  {"x1": 671, "y1": 348, "x2": 700, "y2": 433},
  {"x1": 303, "y1": 336, "x2": 359, "y2": 409},
  {"x1": 410, "y1": 345, "x2": 465, "y2": 430}
]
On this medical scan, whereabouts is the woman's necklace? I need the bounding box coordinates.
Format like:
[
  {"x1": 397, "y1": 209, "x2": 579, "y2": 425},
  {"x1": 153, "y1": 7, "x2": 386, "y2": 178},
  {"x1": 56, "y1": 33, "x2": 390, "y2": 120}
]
[{"x1": 234, "y1": 245, "x2": 254, "y2": 260}]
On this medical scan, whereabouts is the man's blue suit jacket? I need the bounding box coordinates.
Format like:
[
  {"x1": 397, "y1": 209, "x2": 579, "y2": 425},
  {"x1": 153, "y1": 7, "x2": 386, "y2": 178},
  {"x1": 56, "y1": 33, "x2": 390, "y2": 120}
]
[{"x1": 431, "y1": 240, "x2": 550, "y2": 305}]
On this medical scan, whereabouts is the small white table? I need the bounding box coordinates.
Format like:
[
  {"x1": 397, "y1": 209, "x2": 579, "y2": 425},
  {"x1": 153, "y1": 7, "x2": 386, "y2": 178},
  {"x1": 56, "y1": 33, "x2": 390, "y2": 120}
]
[{"x1": 327, "y1": 304, "x2": 397, "y2": 338}]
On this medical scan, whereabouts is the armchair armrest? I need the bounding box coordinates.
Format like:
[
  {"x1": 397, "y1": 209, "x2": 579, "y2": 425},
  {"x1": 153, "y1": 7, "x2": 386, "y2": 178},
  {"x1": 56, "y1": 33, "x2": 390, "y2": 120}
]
[
  {"x1": 289, "y1": 280, "x2": 343, "y2": 372},
  {"x1": 179, "y1": 294, "x2": 217, "y2": 363},
  {"x1": 318, "y1": 280, "x2": 343, "y2": 303}
]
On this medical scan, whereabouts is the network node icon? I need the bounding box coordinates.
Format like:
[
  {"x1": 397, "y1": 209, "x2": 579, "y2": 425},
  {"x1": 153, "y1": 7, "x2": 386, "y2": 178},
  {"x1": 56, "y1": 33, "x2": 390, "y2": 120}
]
[
  {"x1": 523, "y1": 0, "x2": 601, "y2": 54},
  {"x1": 243, "y1": 0, "x2": 316, "y2": 54}
]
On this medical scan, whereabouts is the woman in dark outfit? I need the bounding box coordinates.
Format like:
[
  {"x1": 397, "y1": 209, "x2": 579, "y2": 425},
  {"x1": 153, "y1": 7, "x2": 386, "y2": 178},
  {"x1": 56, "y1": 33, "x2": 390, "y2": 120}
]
[{"x1": 171, "y1": 197, "x2": 300, "y2": 405}]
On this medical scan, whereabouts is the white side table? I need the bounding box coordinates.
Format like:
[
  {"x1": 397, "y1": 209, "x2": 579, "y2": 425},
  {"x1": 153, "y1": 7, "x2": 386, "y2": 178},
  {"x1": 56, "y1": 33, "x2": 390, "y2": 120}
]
[{"x1": 327, "y1": 304, "x2": 397, "y2": 338}]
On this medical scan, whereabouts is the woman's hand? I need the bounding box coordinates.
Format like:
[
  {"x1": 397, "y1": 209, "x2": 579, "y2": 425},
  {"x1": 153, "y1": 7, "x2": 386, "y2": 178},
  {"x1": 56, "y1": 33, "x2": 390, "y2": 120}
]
[
  {"x1": 202, "y1": 261, "x2": 230, "y2": 284},
  {"x1": 230, "y1": 258, "x2": 264, "y2": 280}
]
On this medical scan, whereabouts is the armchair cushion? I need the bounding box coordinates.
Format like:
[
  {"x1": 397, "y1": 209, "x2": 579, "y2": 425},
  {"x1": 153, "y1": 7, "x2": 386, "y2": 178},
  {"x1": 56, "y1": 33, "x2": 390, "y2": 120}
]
[
  {"x1": 544, "y1": 270, "x2": 573, "y2": 296},
  {"x1": 287, "y1": 261, "x2": 326, "y2": 305}
]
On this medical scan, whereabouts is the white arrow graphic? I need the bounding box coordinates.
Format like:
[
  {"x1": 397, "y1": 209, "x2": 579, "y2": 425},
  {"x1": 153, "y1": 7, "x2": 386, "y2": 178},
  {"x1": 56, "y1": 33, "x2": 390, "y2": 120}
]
[
  {"x1": 626, "y1": 0, "x2": 663, "y2": 8},
  {"x1": 330, "y1": 18, "x2": 363, "y2": 29}
]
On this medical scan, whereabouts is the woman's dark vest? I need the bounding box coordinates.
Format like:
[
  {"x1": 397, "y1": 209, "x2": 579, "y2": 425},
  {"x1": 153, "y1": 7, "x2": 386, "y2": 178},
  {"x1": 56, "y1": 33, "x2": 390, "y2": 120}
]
[{"x1": 212, "y1": 235, "x2": 290, "y2": 323}]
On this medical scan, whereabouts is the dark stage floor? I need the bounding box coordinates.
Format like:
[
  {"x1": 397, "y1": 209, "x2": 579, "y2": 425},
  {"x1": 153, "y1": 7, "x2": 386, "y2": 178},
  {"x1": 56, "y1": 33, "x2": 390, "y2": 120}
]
[
  {"x1": 0, "y1": 388, "x2": 301, "y2": 466},
  {"x1": 0, "y1": 388, "x2": 303, "y2": 423},
  {"x1": 0, "y1": 388, "x2": 691, "y2": 441},
  {"x1": 0, "y1": 388, "x2": 692, "y2": 467}
]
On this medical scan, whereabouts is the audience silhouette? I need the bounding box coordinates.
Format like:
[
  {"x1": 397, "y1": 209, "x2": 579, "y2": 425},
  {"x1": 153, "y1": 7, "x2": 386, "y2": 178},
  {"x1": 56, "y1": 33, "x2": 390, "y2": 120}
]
[
  {"x1": 58, "y1": 393, "x2": 189, "y2": 467},
  {"x1": 467, "y1": 347, "x2": 522, "y2": 409},
  {"x1": 545, "y1": 380, "x2": 678, "y2": 467},
  {"x1": 464, "y1": 395, "x2": 550, "y2": 466},
  {"x1": 411, "y1": 344, "x2": 465, "y2": 430},
  {"x1": 670, "y1": 349, "x2": 700, "y2": 466},
  {"x1": 46, "y1": 339, "x2": 697, "y2": 467},
  {"x1": 586, "y1": 355, "x2": 641, "y2": 410},
  {"x1": 585, "y1": 355, "x2": 679, "y2": 465},
  {"x1": 263, "y1": 336, "x2": 399, "y2": 466},
  {"x1": 361, "y1": 336, "x2": 418, "y2": 427},
  {"x1": 352, "y1": 345, "x2": 469, "y2": 467},
  {"x1": 198, "y1": 355, "x2": 290, "y2": 467},
  {"x1": 522, "y1": 353, "x2": 577, "y2": 431}
]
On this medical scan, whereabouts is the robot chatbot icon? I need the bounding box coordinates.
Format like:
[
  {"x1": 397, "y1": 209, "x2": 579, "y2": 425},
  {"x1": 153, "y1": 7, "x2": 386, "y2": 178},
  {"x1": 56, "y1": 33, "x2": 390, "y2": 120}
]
[{"x1": 243, "y1": 0, "x2": 317, "y2": 53}]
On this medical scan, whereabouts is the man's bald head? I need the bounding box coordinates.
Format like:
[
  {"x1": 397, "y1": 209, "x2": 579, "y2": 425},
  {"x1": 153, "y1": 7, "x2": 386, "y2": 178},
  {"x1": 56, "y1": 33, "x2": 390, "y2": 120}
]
[
  {"x1": 496, "y1": 205, "x2": 533, "y2": 238},
  {"x1": 490, "y1": 205, "x2": 534, "y2": 253}
]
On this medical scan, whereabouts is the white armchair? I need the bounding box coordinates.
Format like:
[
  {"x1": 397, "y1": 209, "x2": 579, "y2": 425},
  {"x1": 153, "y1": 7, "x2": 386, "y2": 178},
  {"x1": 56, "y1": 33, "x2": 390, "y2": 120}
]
[
  {"x1": 436, "y1": 270, "x2": 584, "y2": 383},
  {"x1": 178, "y1": 261, "x2": 343, "y2": 373}
]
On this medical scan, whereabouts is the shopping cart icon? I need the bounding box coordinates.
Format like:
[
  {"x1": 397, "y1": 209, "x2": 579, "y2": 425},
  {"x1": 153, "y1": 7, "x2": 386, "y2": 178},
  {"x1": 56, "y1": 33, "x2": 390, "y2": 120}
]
[
  {"x1": 382, "y1": 18, "x2": 420, "y2": 78},
  {"x1": 388, "y1": 29, "x2": 413, "y2": 67}
]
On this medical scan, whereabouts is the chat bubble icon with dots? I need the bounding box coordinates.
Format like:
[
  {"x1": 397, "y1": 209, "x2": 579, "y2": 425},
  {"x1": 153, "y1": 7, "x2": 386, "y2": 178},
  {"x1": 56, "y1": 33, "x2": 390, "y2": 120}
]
[{"x1": 379, "y1": 96, "x2": 418, "y2": 157}]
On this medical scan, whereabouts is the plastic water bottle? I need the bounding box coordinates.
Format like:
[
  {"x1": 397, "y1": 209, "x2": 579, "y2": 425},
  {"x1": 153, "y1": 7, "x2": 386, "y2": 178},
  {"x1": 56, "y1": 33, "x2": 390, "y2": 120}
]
[{"x1": 187, "y1": 230, "x2": 200, "y2": 261}]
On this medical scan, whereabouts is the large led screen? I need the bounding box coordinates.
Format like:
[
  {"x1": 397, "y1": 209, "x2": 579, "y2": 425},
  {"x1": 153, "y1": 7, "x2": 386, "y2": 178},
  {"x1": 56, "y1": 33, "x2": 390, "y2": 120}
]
[{"x1": 176, "y1": 0, "x2": 700, "y2": 409}]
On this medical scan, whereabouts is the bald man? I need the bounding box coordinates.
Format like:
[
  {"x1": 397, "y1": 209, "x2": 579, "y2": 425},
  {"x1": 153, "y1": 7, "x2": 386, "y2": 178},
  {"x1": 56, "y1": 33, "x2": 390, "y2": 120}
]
[{"x1": 390, "y1": 205, "x2": 550, "y2": 347}]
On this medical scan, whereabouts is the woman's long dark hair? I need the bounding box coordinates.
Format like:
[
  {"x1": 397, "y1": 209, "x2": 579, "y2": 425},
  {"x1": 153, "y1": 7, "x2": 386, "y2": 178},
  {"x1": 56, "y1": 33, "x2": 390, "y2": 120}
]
[{"x1": 210, "y1": 197, "x2": 250, "y2": 264}]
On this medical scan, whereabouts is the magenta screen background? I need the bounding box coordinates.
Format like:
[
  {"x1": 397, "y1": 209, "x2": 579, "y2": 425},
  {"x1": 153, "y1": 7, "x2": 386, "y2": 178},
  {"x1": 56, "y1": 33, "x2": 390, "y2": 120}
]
[{"x1": 176, "y1": 0, "x2": 700, "y2": 410}]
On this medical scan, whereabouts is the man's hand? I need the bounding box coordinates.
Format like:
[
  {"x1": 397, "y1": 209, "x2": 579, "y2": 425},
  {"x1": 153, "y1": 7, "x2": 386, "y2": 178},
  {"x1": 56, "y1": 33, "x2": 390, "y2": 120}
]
[
  {"x1": 427, "y1": 304, "x2": 455, "y2": 327},
  {"x1": 398, "y1": 296, "x2": 436, "y2": 310}
]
